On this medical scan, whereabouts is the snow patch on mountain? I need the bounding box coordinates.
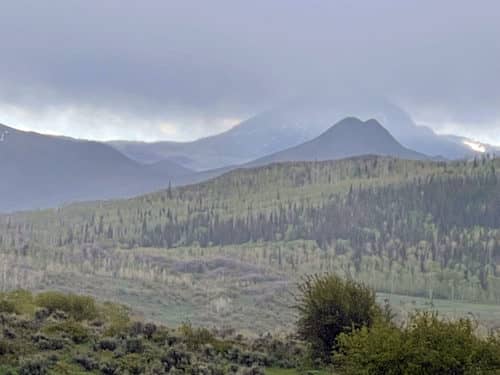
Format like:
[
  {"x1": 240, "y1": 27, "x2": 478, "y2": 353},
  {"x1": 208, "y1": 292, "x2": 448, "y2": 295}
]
[{"x1": 463, "y1": 140, "x2": 486, "y2": 153}]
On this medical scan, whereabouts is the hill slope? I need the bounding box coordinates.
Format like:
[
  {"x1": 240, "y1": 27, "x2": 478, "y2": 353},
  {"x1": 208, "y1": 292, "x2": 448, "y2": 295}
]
[
  {"x1": 248, "y1": 117, "x2": 426, "y2": 166},
  {"x1": 1, "y1": 156, "x2": 500, "y2": 332},
  {"x1": 0, "y1": 124, "x2": 192, "y2": 212}
]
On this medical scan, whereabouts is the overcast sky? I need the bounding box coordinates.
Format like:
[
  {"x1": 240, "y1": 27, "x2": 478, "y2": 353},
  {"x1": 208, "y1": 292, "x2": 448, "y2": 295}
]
[{"x1": 0, "y1": 1, "x2": 499, "y2": 144}]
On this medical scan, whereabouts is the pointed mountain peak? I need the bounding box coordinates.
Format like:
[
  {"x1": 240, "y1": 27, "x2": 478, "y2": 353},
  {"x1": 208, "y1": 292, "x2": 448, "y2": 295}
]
[
  {"x1": 320, "y1": 117, "x2": 394, "y2": 140},
  {"x1": 248, "y1": 117, "x2": 427, "y2": 166}
]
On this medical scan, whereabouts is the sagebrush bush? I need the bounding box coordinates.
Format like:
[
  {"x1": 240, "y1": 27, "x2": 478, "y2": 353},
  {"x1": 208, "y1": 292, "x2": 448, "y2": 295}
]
[
  {"x1": 0, "y1": 290, "x2": 35, "y2": 316},
  {"x1": 100, "y1": 302, "x2": 130, "y2": 337},
  {"x1": 73, "y1": 354, "x2": 99, "y2": 371},
  {"x1": 35, "y1": 292, "x2": 97, "y2": 321},
  {"x1": 0, "y1": 340, "x2": 12, "y2": 356},
  {"x1": 0, "y1": 290, "x2": 316, "y2": 373},
  {"x1": 118, "y1": 353, "x2": 145, "y2": 375},
  {"x1": 125, "y1": 337, "x2": 144, "y2": 354},
  {"x1": 18, "y1": 357, "x2": 48, "y2": 375},
  {"x1": 43, "y1": 320, "x2": 90, "y2": 344},
  {"x1": 99, "y1": 337, "x2": 118, "y2": 351},
  {"x1": 0, "y1": 300, "x2": 17, "y2": 314},
  {"x1": 162, "y1": 347, "x2": 192, "y2": 371},
  {"x1": 180, "y1": 323, "x2": 215, "y2": 350},
  {"x1": 100, "y1": 360, "x2": 119, "y2": 375},
  {"x1": 36, "y1": 336, "x2": 65, "y2": 351},
  {"x1": 0, "y1": 365, "x2": 17, "y2": 375}
]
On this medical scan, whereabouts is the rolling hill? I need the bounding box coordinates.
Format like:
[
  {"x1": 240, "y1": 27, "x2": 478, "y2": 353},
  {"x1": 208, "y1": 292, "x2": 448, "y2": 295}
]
[
  {"x1": 0, "y1": 123, "x2": 192, "y2": 212},
  {"x1": 1, "y1": 156, "x2": 500, "y2": 313}
]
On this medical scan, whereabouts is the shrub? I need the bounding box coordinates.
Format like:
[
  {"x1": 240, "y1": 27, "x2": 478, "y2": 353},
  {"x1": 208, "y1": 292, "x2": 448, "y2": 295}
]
[
  {"x1": 119, "y1": 353, "x2": 145, "y2": 375},
  {"x1": 43, "y1": 321, "x2": 90, "y2": 344},
  {"x1": 35, "y1": 292, "x2": 97, "y2": 321},
  {"x1": 129, "y1": 321, "x2": 144, "y2": 337},
  {"x1": 0, "y1": 290, "x2": 35, "y2": 315},
  {"x1": 36, "y1": 336, "x2": 65, "y2": 351},
  {"x1": 0, "y1": 340, "x2": 12, "y2": 355},
  {"x1": 19, "y1": 357, "x2": 48, "y2": 375},
  {"x1": 334, "y1": 312, "x2": 500, "y2": 374},
  {"x1": 74, "y1": 354, "x2": 99, "y2": 371},
  {"x1": 295, "y1": 274, "x2": 379, "y2": 362},
  {"x1": 125, "y1": 338, "x2": 144, "y2": 354},
  {"x1": 179, "y1": 323, "x2": 215, "y2": 350},
  {"x1": 150, "y1": 327, "x2": 171, "y2": 345},
  {"x1": 34, "y1": 308, "x2": 50, "y2": 321},
  {"x1": 3, "y1": 327, "x2": 16, "y2": 339},
  {"x1": 143, "y1": 322, "x2": 157, "y2": 339},
  {"x1": 100, "y1": 302, "x2": 130, "y2": 337},
  {"x1": 161, "y1": 347, "x2": 192, "y2": 371},
  {"x1": 238, "y1": 366, "x2": 265, "y2": 375},
  {"x1": 99, "y1": 338, "x2": 118, "y2": 351},
  {"x1": 0, "y1": 365, "x2": 17, "y2": 375},
  {"x1": 100, "y1": 361, "x2": 119, "y2": 375},
  {"x1": 0, "y1": 300, "x2": 16, "y2": 314}
]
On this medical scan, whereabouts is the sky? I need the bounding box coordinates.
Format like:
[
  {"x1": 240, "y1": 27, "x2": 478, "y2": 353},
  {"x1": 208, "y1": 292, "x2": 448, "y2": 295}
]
[{"x1": 0, "y1": 0, "x2": 499, "y2": 144}]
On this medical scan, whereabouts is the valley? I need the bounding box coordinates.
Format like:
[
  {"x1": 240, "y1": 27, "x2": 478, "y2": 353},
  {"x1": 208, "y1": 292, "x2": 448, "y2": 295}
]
[{"x1": 2, "y1": 156, "x2": 500, "y2": 334}]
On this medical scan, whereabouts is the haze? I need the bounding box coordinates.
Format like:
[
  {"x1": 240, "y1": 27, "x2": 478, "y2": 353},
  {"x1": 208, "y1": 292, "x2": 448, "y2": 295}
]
[{"x1": 0, "y1": 0, "x2": 499, "y2": 144}]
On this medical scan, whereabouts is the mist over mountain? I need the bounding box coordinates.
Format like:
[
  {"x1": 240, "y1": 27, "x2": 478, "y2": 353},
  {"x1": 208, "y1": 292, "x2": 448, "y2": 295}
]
[
  {"x1": 0, "y1": 124, "x2": 192, "y2": 212},
  {"x1": 247, "y1": 117, "x2": 426, "y2": 166},
  {"x1": 109, "y1": 107, "x2": 320, "y2": 171},
  {"x1": 111, "y1": 96, "x2": 489, "y2": 171},
  {"x1": 1, "y1": 3, "x2": 500, "y2": 373},
  {"x1": 2, "y1": 105, "x2": 493, "y2": 212}
]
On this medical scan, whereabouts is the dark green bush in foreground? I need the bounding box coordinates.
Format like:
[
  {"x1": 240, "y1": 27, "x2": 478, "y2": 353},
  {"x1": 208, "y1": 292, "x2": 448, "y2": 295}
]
[
  {"x1": 295, "y1": 273, "x2": 500, "y2": 373},
  {"x1": 296, "y1": 274, "x2": 380, "y2": 362},
  {"x1": 334, "y1": 312, "x2": 500, "y2": 374}
]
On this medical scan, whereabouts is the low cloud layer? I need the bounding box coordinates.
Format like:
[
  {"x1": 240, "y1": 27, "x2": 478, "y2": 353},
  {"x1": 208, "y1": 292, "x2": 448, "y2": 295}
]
[{"x1": 0, "y1": 1, "x2": 499, "y2": 144}]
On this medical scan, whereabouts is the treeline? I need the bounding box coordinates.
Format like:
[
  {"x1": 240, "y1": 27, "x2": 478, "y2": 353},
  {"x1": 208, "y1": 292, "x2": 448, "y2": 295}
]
[{"x1": 1, "y1": 156, "x2": 500, "y2": 303}]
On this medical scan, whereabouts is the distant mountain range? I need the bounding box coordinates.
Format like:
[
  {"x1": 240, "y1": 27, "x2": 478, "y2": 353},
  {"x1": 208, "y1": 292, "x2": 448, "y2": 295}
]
[
  {"x1": 109, "y1": 107, "x2": 320, "y2": 171},
  {"x1": 2, "y1": 107, "x2": 498, "y2": 212},
  {"x1": 247, "y1": 117, "x2": 426, "y2": 166},
  {"x1": 0, "y1": 124, "x2": 192, "y2": 212},
  {"x1": 110, "y1": 97, "x2": 497, "y2": 171}
]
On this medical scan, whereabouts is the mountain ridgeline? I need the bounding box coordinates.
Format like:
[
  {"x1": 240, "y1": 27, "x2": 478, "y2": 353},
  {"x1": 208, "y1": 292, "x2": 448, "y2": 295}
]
[
  {"x1": 0, "y1": 124, "x2": 192, "y2": 213},
  {"x1": 247, "y1": 117, "x2": 426, "y2": 166},
  {"x1": 1, "y1": 156, "x2": 500, "y2": 304},
  {"x1": 1, "y1": 116, "x2": 428, "y2": 213},
  {"x1": 110, "y1": 97, "x2": 495, "y2": 170}
]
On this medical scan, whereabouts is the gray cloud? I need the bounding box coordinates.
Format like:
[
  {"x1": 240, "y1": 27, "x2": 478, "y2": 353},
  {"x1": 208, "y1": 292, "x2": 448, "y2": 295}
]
[{"x1": 0, "y1": 0, "x2": 499, "y2": 143}]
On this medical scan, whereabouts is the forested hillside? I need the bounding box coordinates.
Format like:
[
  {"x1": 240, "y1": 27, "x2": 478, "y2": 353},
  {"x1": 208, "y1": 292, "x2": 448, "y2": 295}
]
[{"x1": 1, "y1": 156, "x2": 500, "y2": 313}]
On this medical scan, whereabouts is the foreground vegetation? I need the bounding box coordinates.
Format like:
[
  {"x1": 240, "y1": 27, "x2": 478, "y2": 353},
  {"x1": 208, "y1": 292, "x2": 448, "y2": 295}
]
[
  {"x1": 296, "y1": 274, "x2": 500, "y2": 374},
  {"x1": 2, "y1": 276, "x2": 500, "y2": 374},
  {"x1": 0, "y1": 290, "x2": 306, "y2": 374}
]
